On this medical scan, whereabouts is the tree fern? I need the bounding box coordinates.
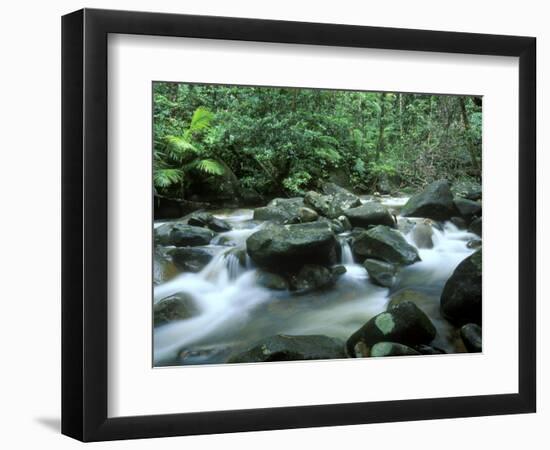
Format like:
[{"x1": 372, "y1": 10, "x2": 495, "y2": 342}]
[
  {"x1": 315, "y1": 147, "x2": 341, "y2": 164},
  {"x1": 185, "y1": 106, "x2": 214, "y2": 139},
  {"x1": 164, "y1": 135, "x2": 200, "y2": 161},
  {"x1": 192, "y1": 159, "x2": 225, "y2": 176},
  {"x1": 153, "y1": 167, "x2": 183, "y2": 189}
]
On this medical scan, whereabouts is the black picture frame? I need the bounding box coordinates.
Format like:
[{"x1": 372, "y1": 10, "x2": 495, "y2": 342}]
[{"x1": 62, "y1": 8, "x2": 536, "y2": 442}]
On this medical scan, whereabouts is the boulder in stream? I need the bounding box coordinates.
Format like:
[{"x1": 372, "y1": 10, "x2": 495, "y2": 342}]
[
  {"x1": 343, "y1": 203, "x2": 395, "y2": 228},
  {"x1": 153, "y1": 248, "x2": 179, "y2": 285},
  {"x1": 451, "y1": 180, "x2": 482, "y2": 201},
  {"x1": 411, "y1": 220, "x2": 435, "y2": 249},
  {"x1": 370, "y1": 342, "x2": 421, "y2": 357},
  {"x1": 246, "y1": 222, "x2": 338, "y2": 271},
  {"x1": 253, "y1": 197, "x2": 305, "y2": 223},
  {"x1": 304, "y1": 187, "x2": 362, "y2": 219},
  {"x1": 154, "y1": 293, "x2": 198, "y2": 326},
  {"x1": 352, "y1": 225, "x2": 420, "y2": 265},
  {"x1": 290, "y1": 264, "x2": 342, "y2": 293},
  {"x1": 168, "y1": 246, "x2": 217, "y2": 273},
  {"x1": 256, "y1": 271, "x2": 289, "y2": 291},
  {"x1": 186, "y1": 210, "x2": 231, "y2": 231},
  {"x1": 460, "y1": 323, "x2": 482, "y2": 353},
  {"x1": 440, "y1": 249, "x2": 482, "y2": 325},
  {"x1": 227, "y1": 334, "x2": 346, "y2": 363},
  {"x1": 346, "y1": 301, "x2": 436, "y2": 357},
  {"x1": 469, "y1": 217, "x2": 482, "y2": 237},
  {"x1": 169, "y1": 224, "x2": 215, "y2": 247},
  {"x1": 363, "y1": 259, "x2": 396, "y2": 288},
  {"x1": 401, "y1": 179, "x2": 458, "y2": 221},
  {"x1": 454, "y1": 198, "x2": 482, "y2": 223}
]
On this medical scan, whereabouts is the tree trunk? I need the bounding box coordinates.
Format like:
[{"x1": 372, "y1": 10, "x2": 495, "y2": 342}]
[
  {"x1": 459, "y1": 97, "x2": 481, "y2": 175},
  {"x1": 376, "y1": 93, "x2": 386, "y2": 161}
]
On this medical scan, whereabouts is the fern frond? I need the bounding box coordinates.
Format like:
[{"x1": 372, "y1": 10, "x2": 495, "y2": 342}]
[
  {"x1": 187, "y1": 107, "x2": 214, "y2": 136},
  {"x1": 193, "y1": 159, "x2": 225, "y2": 176},
  {"x1": 164, "y1": 135, "x2": 200, "y2": 160},
  {"x1": 154, "y1": 168, "x2": 183, "y2": 188},
  {"x1": 314, "y1": 147, "x2": 341, "y2": 163}
]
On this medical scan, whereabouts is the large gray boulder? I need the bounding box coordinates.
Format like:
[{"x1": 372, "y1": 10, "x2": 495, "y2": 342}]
[
  {"x1": 346, "y1": 301, "x2": 436, "y2": 356},
  {"x1": 440, "y1": 249, "x2": 482, "y2": 325},
  {"x1": 370, "y1": 342, "x2": 421, "y2": 357},
  {"x1": 401, "y1": 180, "x2": 458, "y2": 220},
  {"x1": 451, "y1": 180, "x2": 482, "y2": 201},
  {"x1": 253, "y1": 197, "x2": 305, "y2": 223},
  {"x1": 291, "y1": 264, "x2": 344, "y2": 293},
  {"x1": 227, "y1": 334, "x2": 346, "y2": 363},
  {"x1": 460, "y1": 323, "x2": 482, "y2": 353},
  {"x1": 343, "y1": 203, "x2": 395, "y2": 228},
  {"x1": 352, "y1": 225, "x2": 420, "y2": 265},
  {"x1": 187, "y1": 211, "x2": 232, "y2": 232},
  {"x1": 169, "y1": 224, "x2": 215, "y2": 247},
  {"x1": 304, "y1": 188, "x2": 362, "y2": 219},
  {"x1": 363, "y1": 259, "x2": 396, "y2": 288},
  {"x1": 246, "y1": 222, "x2": 338, "y2": 271},
  {"x1": 167, "y1": 247, "x2": 217, "y2": 272},
  {"x1": 469, "y1": 217, "x2": 482, "y2": 237},
  {"x1": 153, "y1": 293, "x2": 198, "y2": 326},
  {"x1": 454, "y1": 198, "x2": 482, "y2": 223},
  {"x1": 153, "y1": 248, "x2": 178, "y2": 285}
]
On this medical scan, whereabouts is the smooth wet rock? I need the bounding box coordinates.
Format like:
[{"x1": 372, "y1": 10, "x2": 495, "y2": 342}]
[
  {"x1": 344, "y1": 203, "x2": 395, "y2": 228},
  {"x1": 451, "y1": 180, "x2": 482, "y2": 201},
  {"x1": 440, "y1": 249, "x2": 482, "y2": 325},
  {"x1": 337, "y1": 215, "x2": 352, "y2": 232},
  {"x1": 414, "y1": 344, "x2": 446, "y2": 355},
  {"x1": 352, "y1": 225, "x2": 420, "y2": 265},
  {"x1": 460, "y1": 323, "x2": 482, "y2": 352},
  {"x1": 450, "y1": 216, "x2": 467, "y2": 230},
  {"x1": 227, "y1": 334, "x2": 346, "y2": 363},
  {"x1": 304, "y1": 189, "x2": 361, "y2": 219},
  {"x1": 411, "y1": 220, "x2": 434, "y2": 249},
  {"x1": 253, "y1": 197, "x2": 305, "y2": 223},
  {"x1": 168, "y1": 246, "x2": 217, "y2": 272},
  {"x1": 256, "y1": 271, "x2": 289, "y2": 290},
  {"x1": 153, "y1": 247, "x2": 179, "y2": 284},
  {"x1": 332, "y1": 265, "x2": 347, "y2": 277},
  {"x1": 187, "y1": 211, "x2": 213, "y2": 228},
  {"x1": 397, "y1": 217, "x2": 416, "y2": 234},
  {"x1": 208, "y1": 217, "x2": 232, "y2": 232},
  {"x1": 291, "y1": 264, "x2": 334, "y2": 292},
  {"x1": 454, "y1": 198, "x2": 482, "y2": 222},
  {"x1": 370, "y1": 342, "x2": 421, "y2": 357},
  {"x1": 316, "y1": 216, "x2": 346, "y2": 234},
  {"x1": 154, "y1": 222, "x2": 177, "y2": 245},
  {"x1": 469, "y1": 217, "x2": 482, "y2": 237},
  {"x1": 154, "y1": 293, "x2": 198, "y2": 326},
  {"x1": 401, "y1": 180, "x2": 458, "y2": 221},
  {"x1": 363, "y1": 259, "x2": 396, "y2": 288},
  {"x1": 298, "y1": 207, "x2": 319, "y2": 223},
  {"x1": 246, "y1": 222, "x2": 338, "y2": 271},
  {"x1": 169, "y1": 224, "x2": 215, "y2": 247},
  {"x1": 346, "y1": 301, "x2": 436, "y2": 356},
  {"x1": 467, "y1": 239, "x2": 482, "y2": 250}
]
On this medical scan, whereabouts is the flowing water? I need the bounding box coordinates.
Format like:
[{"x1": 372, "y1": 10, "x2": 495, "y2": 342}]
[{"x1": 153, "y1": 199, "x2": 478, "y2": 366}]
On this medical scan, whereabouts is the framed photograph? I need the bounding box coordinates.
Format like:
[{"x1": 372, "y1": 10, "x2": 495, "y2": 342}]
[{"x1": 62, "y1": 8, "x2": 536, "y2": 441}]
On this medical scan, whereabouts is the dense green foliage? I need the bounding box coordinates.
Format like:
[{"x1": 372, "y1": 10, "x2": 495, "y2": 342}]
[{"x1": 153, "y1": 82, "x2": 481, "y2": 200}]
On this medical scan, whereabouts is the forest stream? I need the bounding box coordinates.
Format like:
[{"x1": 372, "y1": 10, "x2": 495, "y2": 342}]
[{"x1": 153, "y1": 193, "x2": 479, "y2": 366}]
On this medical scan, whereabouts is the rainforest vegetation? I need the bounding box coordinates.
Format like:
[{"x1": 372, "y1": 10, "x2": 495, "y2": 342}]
[
  {"x1": 153, "y1": 82, "x2": 481, "y2": 207},
  {"x1": 152, "y1": 82, "x2": 483, "y2": 366}
]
